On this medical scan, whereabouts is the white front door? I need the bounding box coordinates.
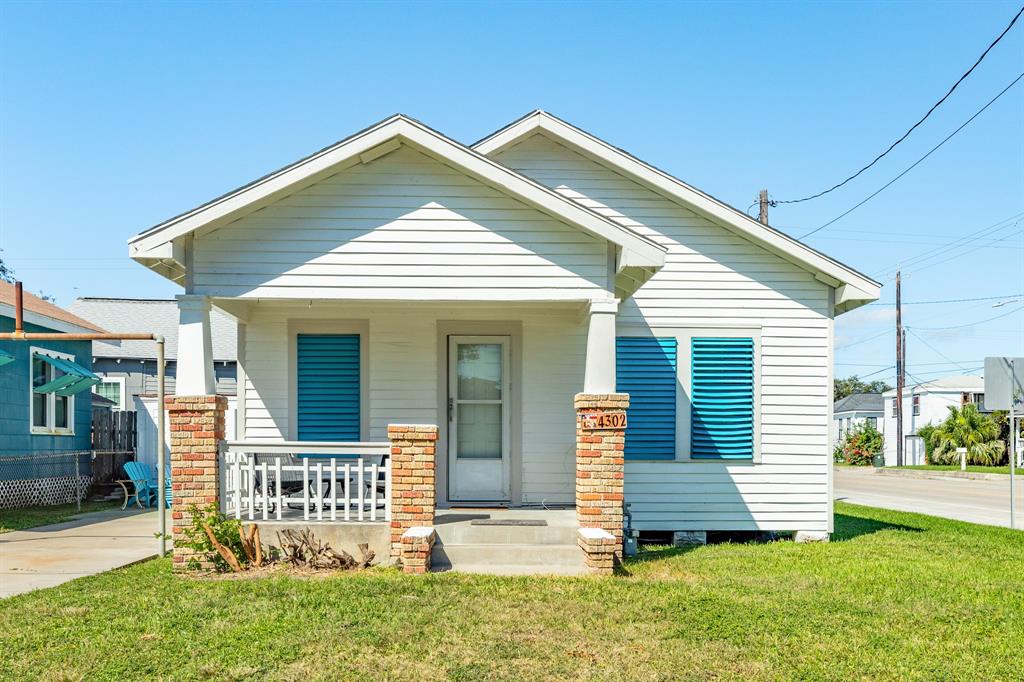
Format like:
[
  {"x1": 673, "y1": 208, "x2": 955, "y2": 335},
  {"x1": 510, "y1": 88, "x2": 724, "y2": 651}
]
[{"x1": 448, "y1": 335, "x2": 511, "y2": 502}]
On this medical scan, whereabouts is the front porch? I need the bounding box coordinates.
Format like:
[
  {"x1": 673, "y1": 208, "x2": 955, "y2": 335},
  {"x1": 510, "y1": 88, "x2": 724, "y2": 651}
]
[{"x1": 169, "y1": 296, "x2": 629, "y2": 573}]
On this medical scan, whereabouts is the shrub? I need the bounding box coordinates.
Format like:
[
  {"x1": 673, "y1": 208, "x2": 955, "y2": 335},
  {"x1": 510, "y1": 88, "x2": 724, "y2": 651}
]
[
  {"x1": 179, "y1": 504, "x2": 249, "y2": 572},
  {"x1": 841, "y1": 421, "x2": 884, "y2": 466}
]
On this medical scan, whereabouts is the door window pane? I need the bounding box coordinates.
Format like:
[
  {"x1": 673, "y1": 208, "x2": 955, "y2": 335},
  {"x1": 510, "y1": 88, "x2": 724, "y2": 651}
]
[
  {"x1": 457, "y1": 344, "x2": 502, "y2": 401},
  {"x1": 457, "y1": 403, "x2": 502, "y2": 459}
]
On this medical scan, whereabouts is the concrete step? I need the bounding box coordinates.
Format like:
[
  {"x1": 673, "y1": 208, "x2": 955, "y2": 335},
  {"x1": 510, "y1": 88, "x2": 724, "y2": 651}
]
[
  {"x1": 431, "y1": 541, "x2": 586, "y2": 575},
  {"x1": 434, "y1": 522, "x2": 578, "y2": 546},
  {"x1": 430, "y1": 562, "x2": 588, "y2": 576}
]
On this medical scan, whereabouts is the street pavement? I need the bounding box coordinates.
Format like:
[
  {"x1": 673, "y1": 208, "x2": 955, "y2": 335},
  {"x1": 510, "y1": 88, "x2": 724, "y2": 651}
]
[{"x1": 834, "y1": 466, "x2": 1023, "y2": 529}]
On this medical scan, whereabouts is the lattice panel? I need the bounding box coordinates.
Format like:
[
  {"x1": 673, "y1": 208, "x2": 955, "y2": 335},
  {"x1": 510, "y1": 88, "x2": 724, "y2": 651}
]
[{"x1": 0, "y1": 476, "x2": 92, "y2": 509}]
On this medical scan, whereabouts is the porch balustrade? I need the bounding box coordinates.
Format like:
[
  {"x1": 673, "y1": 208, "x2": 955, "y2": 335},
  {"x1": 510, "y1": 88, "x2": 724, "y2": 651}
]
[{"x1": 221, "y1": 441, "x2": 391, "y2": 523}]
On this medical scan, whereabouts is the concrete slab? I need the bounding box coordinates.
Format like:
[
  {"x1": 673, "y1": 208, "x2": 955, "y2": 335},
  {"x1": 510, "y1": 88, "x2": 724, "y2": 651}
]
[{"x1": 0, "y1": 509, "x2": 160, "y2": 598}]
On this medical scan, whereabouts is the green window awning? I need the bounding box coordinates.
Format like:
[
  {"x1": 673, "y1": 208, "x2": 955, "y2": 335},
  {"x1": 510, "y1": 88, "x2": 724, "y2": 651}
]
[
  {"x1": 0, "y1": 349, "x2": 13, "y2": 368},
  {"x1": 33, "y1": 353, "x2": 100, "y2": 396}
]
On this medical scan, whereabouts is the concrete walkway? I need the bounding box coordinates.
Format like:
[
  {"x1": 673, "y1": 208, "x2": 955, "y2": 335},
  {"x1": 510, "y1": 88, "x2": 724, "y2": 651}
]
[
  {"x1": 0, "y1": 509, "x2": 160, "y2": 598},
  {"x1": 835, "y1": 467, "x2": 1024, "y2": 530}
]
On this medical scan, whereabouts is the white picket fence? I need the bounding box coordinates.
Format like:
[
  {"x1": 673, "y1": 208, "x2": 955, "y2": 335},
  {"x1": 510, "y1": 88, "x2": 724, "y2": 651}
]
[{"x1": 221, "y1": 441, "x2": 391, "y2": 523}]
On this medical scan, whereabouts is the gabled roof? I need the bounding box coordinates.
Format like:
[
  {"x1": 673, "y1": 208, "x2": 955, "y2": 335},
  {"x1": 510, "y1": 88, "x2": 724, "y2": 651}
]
[
  {"x1": 128, "y1": 114, "x2": 666, "y2": 284},
  {"x1": 68, "y1": 298, "x2": 237, "y2": 361},
  {"x1": 833, "y1": 393, "x2": 884, "y2": 414},
  {"x1": 474, "y1": 110, "x2": 881, "y2": 315},
  {"x1": 0, "y1": 282, "x2": 105, "y2": 334}
]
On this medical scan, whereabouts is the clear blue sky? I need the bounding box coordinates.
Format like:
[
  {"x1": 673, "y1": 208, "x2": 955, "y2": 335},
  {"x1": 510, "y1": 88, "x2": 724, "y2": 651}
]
[{"x1": 1, "y1": 1, "x2": 1021, "y2": 385}]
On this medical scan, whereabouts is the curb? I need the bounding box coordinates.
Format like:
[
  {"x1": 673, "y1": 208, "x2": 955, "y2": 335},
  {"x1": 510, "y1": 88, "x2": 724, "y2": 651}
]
[{"x1": 871, "y1": 468, "x2": 1011, "y2": 482}]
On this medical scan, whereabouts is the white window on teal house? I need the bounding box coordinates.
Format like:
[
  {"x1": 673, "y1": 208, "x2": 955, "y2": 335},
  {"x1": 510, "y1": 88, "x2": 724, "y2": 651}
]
[
  {"x1": 30, "y1": 347, "x2": 99, "y2": 436},
  {"x1": 296, "y1": 334, "x2": 361, "y2": 442},
  {"x1": 690, "y1": 337, "x2": 755, "y2": 460},
  {"x1": 93, "y1": 378, "x2": 125, "y2": 410},
  {"x1": 616, "y1": 337, "x2": 678, "y2": 460}
]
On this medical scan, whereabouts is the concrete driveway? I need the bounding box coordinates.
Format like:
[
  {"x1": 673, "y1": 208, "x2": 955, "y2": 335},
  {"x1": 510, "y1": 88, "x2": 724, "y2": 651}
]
[
  {"x1": 835, "y1": 467, "x2": 1024, "y2": 529},
  {"x1": 0, "y1": 509, "x2": 160, "y2": 598}
]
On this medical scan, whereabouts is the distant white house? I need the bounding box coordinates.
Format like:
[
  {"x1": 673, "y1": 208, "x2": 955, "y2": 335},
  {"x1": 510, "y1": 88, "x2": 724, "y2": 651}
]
[
  {"x1": 881, "y1": 375, "x2": 985, "y2": 466},
  {"x1": 831, "y1": 393, "x2": 883, "y2": 447}
]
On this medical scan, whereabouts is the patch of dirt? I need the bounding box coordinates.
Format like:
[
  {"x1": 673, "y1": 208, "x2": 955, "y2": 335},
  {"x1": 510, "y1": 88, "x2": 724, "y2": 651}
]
[{"x1": 185, "y1": 562, "x2": 391, "y2": 581}]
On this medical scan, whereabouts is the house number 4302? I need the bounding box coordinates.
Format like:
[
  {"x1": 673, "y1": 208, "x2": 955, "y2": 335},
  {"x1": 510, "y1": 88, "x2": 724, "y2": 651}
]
[{"x1": 580, "y1": 411, "x2": 627, "y2": 430}]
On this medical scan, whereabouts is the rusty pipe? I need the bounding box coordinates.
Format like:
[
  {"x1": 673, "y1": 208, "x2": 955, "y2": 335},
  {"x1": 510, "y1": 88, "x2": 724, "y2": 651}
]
[
  {"x1": 0, "y1": 332, "x2": 160, "y2": 341},
  {"x1": 14, "y1": 282, "x2": 23, "y2": 335}
]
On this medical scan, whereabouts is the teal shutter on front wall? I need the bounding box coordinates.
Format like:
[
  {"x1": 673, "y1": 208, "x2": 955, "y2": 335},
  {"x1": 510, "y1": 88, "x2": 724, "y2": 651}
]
[
  {"x1": 690, "y1": 337, "x2": 754, "y2": 460},
  {"x1": 616, "y1": 337, "x2": 677, "y2": 460},
  {"x1": 297, "y1": 334, "x2": 360, "y2": 441}
]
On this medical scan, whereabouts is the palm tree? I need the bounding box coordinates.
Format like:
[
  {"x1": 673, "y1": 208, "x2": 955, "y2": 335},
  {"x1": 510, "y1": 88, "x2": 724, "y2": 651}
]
[{"x1": 926, "y1": 403, "x2": 1006, "y2": 466}]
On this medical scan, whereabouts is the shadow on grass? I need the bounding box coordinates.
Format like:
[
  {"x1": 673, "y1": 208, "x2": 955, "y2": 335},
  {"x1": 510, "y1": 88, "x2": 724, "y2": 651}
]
[
  {"x1": 832, "y1": 512, "x2": 924, "y2": 542},
  {"x1": 618, "y1": 543, "x2": 702, "y2": 575}
]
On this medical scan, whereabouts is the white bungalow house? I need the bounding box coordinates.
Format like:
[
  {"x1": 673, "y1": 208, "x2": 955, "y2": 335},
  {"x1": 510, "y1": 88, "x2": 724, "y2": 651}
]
[
  {"x1": 128, "y1": 112, "x2": 879, "y2": 572},
  {"x1": 831, "y1": 393, "x2": 884, "y2": 447},
  {"x1": 881, "y1": 374, "x2": 986, "y2": 466}
]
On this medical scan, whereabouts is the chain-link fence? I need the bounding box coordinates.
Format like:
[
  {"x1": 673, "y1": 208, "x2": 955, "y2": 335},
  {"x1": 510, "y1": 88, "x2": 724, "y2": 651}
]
[{"x1": 0, "y1": 452, "x2": 92, "y2": 510}]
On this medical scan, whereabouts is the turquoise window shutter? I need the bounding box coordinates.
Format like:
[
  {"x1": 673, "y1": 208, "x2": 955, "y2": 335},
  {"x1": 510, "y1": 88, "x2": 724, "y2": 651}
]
[
  {"x1": 616, "y1": 337, "x2": 677, "y2": 460},
  {"x1": 297, "y1": 334, "x2": 361, "y2": 441},
  {"x1": 690, "y1": 337, "x2": 754, "y2": 460}
]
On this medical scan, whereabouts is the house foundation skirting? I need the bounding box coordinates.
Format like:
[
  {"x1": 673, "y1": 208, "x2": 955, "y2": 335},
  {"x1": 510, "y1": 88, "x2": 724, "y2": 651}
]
[
  {"x1": 575, "y1": 393, "x2": 628, "y2": 563},
  {"x1": 0, "y1": 475, "x2": 92, "y2": 509},
  {"x1": 167, "y1": 394, "x2": 227, "y2": 571}
]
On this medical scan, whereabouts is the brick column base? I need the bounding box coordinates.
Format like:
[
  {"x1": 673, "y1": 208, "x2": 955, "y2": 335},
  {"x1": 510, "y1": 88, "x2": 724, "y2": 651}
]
[
  {"x1": 578, "y1": 528, "x2": 617, "y2": 574},
  {"x1": 400, "y1": 527, "x2": 437, "y2": 574},
  {"x1": 387, "y1": 425, "x2": 437, "y2": 560},
  {"x1": 167, "y1": 395, "x2": 227, "y2": 571},
  {"x1": 575, "y1": 393, "x2": 628, "y2": 562}
]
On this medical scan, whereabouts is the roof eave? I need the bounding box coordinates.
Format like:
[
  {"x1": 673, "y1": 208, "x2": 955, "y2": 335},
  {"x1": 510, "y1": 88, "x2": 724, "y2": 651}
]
[
  {"x1": 474, "y1": 111, "x2": 882, "y2": 314},
  {"x1": 128, "y1": 114, "x2": 666, "y2": 284}
]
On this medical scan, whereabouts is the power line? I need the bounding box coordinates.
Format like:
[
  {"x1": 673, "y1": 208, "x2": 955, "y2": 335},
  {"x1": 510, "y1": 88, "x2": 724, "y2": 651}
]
[
  {"x1": 913, "y1": 305, "x2": 1024, "y2": 331},
  {"x1": 906, "y1": 328, "x2": 973, "y2": 373},
  {"x1": 873, "y1": 212, "x2": 1024, "y2": 278},
  {"x1": 904, "y1": 223, "x2": 1023, "y2": 276},
  {"x1": 775, "y1": 5, "x2": 1024, "y2": 206},
  {"x1": 800, "y1": 71, "x2": 1024, "y2": 239},
  {"x1": 867, "y1": 293, "x2": 1023, "y2": 306}
]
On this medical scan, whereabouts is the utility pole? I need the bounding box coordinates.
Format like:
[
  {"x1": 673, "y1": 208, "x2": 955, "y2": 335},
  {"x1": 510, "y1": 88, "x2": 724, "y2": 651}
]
[
  {"x1": 895, "y1": 270, "x2": 904, "y2": 467},
  {"x1": 758, "y1": 189, "x2": 770, "y2": 225}
]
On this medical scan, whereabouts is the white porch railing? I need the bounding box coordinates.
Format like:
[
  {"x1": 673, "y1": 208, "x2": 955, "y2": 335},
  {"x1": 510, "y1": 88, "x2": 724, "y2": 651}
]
[{"x1": 221, "y1": 441, "x2": 391, "y2": 523}]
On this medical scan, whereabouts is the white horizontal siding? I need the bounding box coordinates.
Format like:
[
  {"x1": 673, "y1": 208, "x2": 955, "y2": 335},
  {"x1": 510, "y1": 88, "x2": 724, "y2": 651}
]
[
  {"x1": 240, "y1": 302, "x2": 582, "y2": 505},
  {"x1": 193, "y1": 145, "x2": 608, "y2": 301},
  {"x1": 495, "y1": 133, "x2": 833, "y2": 532}
]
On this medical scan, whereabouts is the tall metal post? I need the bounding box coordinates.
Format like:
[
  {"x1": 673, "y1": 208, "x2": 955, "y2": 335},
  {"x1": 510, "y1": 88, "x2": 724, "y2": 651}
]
[
  {"x1": 1010, "y1": 362, "x2": 1016, "y2": 530},
  {"x1": 156, "y1": 337, "x2": 167, "y2": 557},
  {"x1": 895, "y1": 271, "x2": 904, "y2": 467}
]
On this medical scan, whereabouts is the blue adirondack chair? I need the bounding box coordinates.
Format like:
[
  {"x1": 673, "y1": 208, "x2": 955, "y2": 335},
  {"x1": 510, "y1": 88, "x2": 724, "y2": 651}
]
[{"x1": 120, "y1": 462, "x2": 173, "y2": 509}]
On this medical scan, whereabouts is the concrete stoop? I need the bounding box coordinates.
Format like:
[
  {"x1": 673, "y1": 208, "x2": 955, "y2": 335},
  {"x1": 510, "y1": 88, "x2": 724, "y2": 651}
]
[{"x1": 429, "y1": 510, "x2": 588, "y2": 576}]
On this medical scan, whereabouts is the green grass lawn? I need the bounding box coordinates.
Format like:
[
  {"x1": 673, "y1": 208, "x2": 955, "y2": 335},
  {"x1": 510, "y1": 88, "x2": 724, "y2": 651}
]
[
  {"x1": 2, "y1": 502, "x2": 1022, "y2": 681},
  {"x1": 0, "y1": 500, "x2": 121, "y2": 534},
  {"x1": 895, "y1": 464, "x2": 1019, "y2": 475}
]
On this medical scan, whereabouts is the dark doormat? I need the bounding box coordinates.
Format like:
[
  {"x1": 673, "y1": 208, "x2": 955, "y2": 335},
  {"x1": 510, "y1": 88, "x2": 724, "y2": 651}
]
[{"x1": 470, "y1": 519, "x2": 548, "y2": 527}]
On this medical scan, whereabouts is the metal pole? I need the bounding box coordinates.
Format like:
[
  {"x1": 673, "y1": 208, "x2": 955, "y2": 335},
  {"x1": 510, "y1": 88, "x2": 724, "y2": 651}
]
[
  {"x1": 1011, "y1": 399, "x2": 1016, "y2": 530},
  {"x1": 895, "y1": 271, "x2": 904, "y2": 467},
  {"x1": 157, "y1": 337, "x2": 167, "y2": 557},
  {"x1": 75, "y1": 452, "x2": 81, "y2": 513}
]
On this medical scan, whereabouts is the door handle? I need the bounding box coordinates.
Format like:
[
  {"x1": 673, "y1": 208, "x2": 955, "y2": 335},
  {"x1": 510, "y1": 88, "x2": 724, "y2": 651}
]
[{"x1": 448, "y1": 397, "x2": 454, "y2": 422}]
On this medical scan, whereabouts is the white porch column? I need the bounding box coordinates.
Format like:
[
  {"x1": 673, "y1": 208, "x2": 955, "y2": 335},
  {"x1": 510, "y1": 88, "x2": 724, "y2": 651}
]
[
  {"x1": 175, "y1": 294, "x2": 216, "y2": 396},
  {"x1": 583, "y1": 298, "x2": 619, "y2": 394}
]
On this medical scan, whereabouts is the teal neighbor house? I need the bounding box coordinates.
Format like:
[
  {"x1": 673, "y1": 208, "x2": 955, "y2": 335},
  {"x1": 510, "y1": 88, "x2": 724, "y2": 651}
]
[{"x1": 0, "y1": 282, "x2": 105, "y2": 507}]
